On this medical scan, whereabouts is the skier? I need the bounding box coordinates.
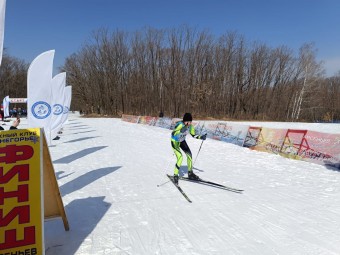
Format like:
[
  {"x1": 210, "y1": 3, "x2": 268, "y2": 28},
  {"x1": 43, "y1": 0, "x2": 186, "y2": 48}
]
[{"x1": 171, "y1": 113, "x2": 206, "y2": 184}]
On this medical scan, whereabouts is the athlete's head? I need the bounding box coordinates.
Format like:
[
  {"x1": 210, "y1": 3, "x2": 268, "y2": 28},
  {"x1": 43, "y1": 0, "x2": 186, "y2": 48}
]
[{"x1": 183, "y1": 113, "x2": 192, "y2": 125}]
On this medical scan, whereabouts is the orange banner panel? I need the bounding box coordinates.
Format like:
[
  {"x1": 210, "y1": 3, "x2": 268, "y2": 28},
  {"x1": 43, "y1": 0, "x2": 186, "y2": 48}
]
[{"x1": 253, "y1": 127, "x2": 287, "y2": 154}]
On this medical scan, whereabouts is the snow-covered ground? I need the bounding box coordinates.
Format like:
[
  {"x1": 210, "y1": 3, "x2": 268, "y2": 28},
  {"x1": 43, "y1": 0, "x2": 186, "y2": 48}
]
[{"x1": 6, "y1": 114, "x2": 340, "y2": 254}]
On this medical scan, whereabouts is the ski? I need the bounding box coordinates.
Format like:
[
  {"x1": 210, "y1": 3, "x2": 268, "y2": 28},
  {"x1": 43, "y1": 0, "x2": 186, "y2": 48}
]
[
  {"x1": 167, "y1": 174, "x2": 192, "y2": 203},
  {"x1": 180, "y1": 176, "x2": 243, "y2": 193}
]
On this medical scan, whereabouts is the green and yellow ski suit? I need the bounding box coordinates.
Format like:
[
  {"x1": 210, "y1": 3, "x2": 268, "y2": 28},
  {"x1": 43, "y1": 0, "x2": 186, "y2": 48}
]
[{"x1": 171, "y1": 121, "x2": 202, "y2": 176}]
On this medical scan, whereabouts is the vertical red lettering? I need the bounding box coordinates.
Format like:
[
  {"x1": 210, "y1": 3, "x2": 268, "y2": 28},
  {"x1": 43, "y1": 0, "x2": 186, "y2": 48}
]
[
  {"x1": 0, "y1": 145, "x2": 34, "y2": 164},
  {"x1": 0, "y1": 185, "x2": 29, "y2": 205},
  {"x1": 0, "y1": 226, "x2": 35, "y2": 249},
  {"x1": 0, "y1": 205, "x2": 30, "y2": 227},
  {"x1": 0, "y1": 164, "x2": 29, "y2": 184}
]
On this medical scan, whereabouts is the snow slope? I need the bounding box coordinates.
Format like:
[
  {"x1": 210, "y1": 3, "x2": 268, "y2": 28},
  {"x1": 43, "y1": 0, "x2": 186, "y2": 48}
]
[{"x1": 20, "y1": 114, "x2": 339, "y2": 255}]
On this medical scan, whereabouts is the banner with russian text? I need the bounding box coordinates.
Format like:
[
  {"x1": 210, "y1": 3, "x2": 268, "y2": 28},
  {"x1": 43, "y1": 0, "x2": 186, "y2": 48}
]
[
  {"x1": 9, "y1": 98, "x2": 27, "y2": 104},
  {"x1": 0, "y1": 128, "x2": 44, "y2": 254},
  {"x1": 297, "y1": 130, "x2": 340, "y2": 169}
]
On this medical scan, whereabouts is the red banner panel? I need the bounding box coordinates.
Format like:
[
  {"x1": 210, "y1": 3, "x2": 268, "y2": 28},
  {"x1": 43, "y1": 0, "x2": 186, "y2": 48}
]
[
  {"x1": 280, "y1": 129, "x2": 307, "y2": 159},
  {"x1": 297, "y1": 130, "x2": 340, "y2": 169}
]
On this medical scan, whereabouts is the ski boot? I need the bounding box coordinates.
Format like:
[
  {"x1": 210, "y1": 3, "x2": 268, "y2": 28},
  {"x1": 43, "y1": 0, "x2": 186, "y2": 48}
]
[
  {"x1": 173, "y1": 175, "x2": 179, "y2": 185},
  {"x1": 188, "y1": 171, "x2": 200, "y2": 180}
]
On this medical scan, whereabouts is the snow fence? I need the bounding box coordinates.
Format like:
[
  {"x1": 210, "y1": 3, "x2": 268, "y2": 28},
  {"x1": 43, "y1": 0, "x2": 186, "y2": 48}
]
[{"x1": 121, "y1": 114, "x2": 340, "y2": 169}]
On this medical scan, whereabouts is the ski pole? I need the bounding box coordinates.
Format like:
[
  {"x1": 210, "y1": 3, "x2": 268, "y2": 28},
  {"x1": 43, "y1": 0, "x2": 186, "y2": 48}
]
[
  {"x1": 157, "y1": 180, "x2": 171, "y2": 187},
  {"x1": 192, "y1": 121, "x2": 206, "y2": 169},
  {"x1": 193, "y1": 139, "x2": 204, "y2": 168}
]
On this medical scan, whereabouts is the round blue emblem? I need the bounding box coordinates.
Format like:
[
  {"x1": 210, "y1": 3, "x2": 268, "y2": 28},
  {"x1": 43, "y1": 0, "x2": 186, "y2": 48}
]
[
  {"x1": 63, "y1": 106, "x2": 69, "y2": 114},
  {"x1": 53, "y1": 104, "x2": 63, "y2": 115},
  {"x1": 31, "y1": 101, "x2": 51, "y2": 119}
]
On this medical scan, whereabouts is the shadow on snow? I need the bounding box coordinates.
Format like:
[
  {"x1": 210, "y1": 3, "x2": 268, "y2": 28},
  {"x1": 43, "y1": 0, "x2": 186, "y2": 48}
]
[
  {"x1": 53, "y1": 146, "x2": 107, "y2": 164},
  {"x1": 44, "y1": 196, "x2": 112, "y2": 255},
  {"x1": 59, "y1": 166, "x2": 121, "y2": 197},
  {"x1": 63, "y1": 136, "x2": 101, "y2": 143},
  {"x1": 56, "y1": 171, "x2": 74, "y2": 180}
]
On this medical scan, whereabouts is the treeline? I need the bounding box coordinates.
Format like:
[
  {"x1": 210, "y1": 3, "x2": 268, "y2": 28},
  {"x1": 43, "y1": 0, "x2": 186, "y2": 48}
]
[
  {"x1": 62, "y1": 27, "x2": 339, "y2": 121},
  {"x1": 1, "y1": 27, "x2": 339, "y2": 122},
  {"x1": 0, "y1": 50, "x2": 28, "y2": 102}
]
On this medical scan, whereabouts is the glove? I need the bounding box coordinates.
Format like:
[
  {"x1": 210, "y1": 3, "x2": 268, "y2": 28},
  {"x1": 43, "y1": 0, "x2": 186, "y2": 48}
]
[{"x1": 200, "y1": 134, "x2": 207, "y2": 140}]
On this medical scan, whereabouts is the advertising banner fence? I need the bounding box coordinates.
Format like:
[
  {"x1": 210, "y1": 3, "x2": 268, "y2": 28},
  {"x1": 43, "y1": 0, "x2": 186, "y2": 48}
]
[
  {"x1": 253, "y1": 127, "x2": 287, "y2": 154},
  {"x1": 122, "y1": 114, "x2": 140, "y2": 123},
  {"x1": 297, "y1": 130, "x2": 340, "y2": 169},
  {"x1": 280, "y1": 129, "x2": 307, "y2": 159},
  {"x1": 138, "y1": 116, "x2": 156, "y2": 125},
  {"x1": 155, "y1": 117, "x2": 172, "y2": 129},
  {"x1": 243, "y1": 126, "x2": 262, "y2": 148},
  {"x1": 170, "y1": 118, "x2": 181, "y2": 129},
  {"x1": 121, "y1": 115, "x2": 340, "y2": 169},
  {"x1": 192, "y1": 122, "x2": 206, "y2": 136},
  {"x1": 220, "y1": 123, "x2": 249, "y2": 146},
  {"x1": 202, "y1": 123, "x2": 223, "y2": 140}
]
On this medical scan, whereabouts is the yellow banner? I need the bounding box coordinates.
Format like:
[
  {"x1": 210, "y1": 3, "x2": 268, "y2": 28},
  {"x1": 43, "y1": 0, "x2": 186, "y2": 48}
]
[{"x1": 0, "y1": 128, "x2": 44, "y2": 255}]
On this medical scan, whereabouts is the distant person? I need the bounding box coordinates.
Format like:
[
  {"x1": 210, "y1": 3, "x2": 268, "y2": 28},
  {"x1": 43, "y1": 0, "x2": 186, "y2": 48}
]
[
  {"x1": 159, "y1": 111, "x2": 164, "y2": 118},
  {"x1": 18, "y1": 108, "x2": 22, "y2": 117},
  {"x1": 12, "y1": 108, "x2": 17, "y2": 118},
  {"x1": 171, "y1": 113, "x2": 206, "y2": 184},
  {"x1": 0, "y1": 109, "x2": 4, "y2": 121}
]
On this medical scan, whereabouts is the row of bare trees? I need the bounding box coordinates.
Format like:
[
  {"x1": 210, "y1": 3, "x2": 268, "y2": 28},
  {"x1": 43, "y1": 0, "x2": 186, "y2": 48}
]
[
  {"x1": 1, "y1": 27, "x2": 339, "y2": 122},
  {"x1": 0, "y1": 50, "x2": 28, "y2": 105},
  {"x1": 62, "y1": 27, "x2": 339, "y2": 121}
]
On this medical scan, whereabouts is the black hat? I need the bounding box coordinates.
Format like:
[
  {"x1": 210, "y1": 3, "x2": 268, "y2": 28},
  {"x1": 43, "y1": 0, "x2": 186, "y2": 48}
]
[{"x1": 183, "y1": 113, "x2": 192, "y2": 122}]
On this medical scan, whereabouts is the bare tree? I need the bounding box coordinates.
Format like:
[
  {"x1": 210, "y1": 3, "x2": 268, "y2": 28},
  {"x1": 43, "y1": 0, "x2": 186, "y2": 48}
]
[
  {"x1": 290, "y1": 43, "x2": 323, "y2": 120},
  {"x1": 60, "y1": 27, "x2": 338, "y2": 122},
  {"x1": 0, "y1": 51, "x2": 28, "y2": 101}
]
